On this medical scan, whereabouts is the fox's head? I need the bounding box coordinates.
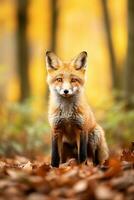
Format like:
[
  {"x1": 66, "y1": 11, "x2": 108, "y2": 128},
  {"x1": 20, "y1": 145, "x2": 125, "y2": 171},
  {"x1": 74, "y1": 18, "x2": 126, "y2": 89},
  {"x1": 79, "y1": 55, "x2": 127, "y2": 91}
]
[{"x1": 45, "y1": 51, "x2": 87, "y2": 98}]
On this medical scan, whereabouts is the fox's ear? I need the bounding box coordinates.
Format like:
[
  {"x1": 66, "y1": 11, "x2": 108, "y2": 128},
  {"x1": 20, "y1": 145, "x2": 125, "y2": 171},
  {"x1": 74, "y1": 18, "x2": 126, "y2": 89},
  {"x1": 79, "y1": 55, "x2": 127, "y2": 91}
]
[
  {"x1": 71, "y1": 51, "x2": 87, "y2": 70},
  {"x1": 46, "y1": 51, "x2": 62, "y2": 70}
]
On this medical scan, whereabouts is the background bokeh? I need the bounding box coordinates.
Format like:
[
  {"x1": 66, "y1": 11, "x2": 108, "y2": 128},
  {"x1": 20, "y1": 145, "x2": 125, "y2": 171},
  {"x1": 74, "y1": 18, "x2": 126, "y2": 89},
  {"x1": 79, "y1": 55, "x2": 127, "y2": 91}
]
[{"x1": 0, "y1": 0, "x2": 133, "y2": 157}]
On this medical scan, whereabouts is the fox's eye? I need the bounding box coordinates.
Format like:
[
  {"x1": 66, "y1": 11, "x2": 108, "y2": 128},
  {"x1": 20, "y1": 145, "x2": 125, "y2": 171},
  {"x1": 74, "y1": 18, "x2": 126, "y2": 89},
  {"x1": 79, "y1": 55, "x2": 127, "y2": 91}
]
[
  {"x1": 56, "y1": 78, "x2": 62, "y2": 82},
  {"x1": 71, "y1": 78, "x2": 77, "y2": 83}
]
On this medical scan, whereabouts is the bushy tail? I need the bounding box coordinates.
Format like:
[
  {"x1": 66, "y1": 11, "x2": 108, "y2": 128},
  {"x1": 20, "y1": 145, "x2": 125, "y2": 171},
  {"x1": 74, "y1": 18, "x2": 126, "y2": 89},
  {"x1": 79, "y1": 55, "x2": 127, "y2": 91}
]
[{"x1": 88, "y1": 124, "x2": 109, "y2": 165}]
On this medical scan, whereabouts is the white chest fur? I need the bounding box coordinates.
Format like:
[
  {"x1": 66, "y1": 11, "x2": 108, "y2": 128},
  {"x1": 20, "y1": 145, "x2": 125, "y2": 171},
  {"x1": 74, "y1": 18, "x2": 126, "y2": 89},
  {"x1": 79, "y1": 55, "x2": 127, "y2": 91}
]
[{"x1": 49, "y1": 96, "x2": 83, "y2": 128}]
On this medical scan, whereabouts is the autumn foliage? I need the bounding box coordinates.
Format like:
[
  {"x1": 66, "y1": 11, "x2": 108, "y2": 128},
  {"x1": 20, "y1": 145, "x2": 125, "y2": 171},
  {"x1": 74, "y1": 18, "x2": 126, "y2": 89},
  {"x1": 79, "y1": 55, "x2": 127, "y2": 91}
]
[
  {"x1": 0, "y1": 0, "x2": 134, "y2": 199},
  {"x1": 0, "y1": 143, "x2": 133, "y2": 200}
]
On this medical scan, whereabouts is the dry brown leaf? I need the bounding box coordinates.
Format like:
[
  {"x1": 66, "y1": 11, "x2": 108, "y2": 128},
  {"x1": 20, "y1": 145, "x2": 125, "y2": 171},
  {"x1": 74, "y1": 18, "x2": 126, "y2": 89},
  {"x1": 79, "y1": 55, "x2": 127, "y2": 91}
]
[
  {"x1": 103, "y1": 158, "x2": 122, "y2": 178},
  {"x1": 35, "y1": 163, "x2": 50, "y2": 177},
  {"x1": 73, "y1": 180, "x2": 88, "y2": 193},
  {"x1": 22, "y1": 161, "x2": 32, "y2": 172},
  {"x1": 95, "y1": 185, "x2": 115, "y2": 200}
]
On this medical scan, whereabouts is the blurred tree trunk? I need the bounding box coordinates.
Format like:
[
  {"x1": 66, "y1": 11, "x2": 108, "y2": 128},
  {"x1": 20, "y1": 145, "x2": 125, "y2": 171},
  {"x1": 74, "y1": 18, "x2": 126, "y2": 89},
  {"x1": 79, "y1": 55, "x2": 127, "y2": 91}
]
[
  {"x1": 101, "y1": 0, "x2": 118, "y2": 90},
  {"x1": 46, "y1": 0, "x2": 58, "y2": 99},
  {"x1": 50, "y1": 0, "x2": 58, "y2": 52},
  {"x1": 124, "y1": 0, "x2": 134, "y2": 109},
  {"x1": 17, "y1": 0, "x2": 30, "y2": 102}
]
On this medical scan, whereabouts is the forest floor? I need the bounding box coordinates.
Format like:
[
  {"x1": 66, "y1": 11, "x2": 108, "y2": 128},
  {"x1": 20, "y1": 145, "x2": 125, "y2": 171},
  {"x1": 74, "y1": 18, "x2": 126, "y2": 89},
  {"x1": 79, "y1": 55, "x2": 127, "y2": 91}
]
[{"x1": 0, "y1": 144, "x2": 133, "y2": 200}]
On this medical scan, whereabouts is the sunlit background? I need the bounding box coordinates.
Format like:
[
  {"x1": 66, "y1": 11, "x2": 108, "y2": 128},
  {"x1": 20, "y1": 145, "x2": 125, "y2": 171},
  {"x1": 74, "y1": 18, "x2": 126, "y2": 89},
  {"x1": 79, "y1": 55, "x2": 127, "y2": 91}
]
[{"x1": 0, "y1": 0, "x2": 133, "y2": 157}]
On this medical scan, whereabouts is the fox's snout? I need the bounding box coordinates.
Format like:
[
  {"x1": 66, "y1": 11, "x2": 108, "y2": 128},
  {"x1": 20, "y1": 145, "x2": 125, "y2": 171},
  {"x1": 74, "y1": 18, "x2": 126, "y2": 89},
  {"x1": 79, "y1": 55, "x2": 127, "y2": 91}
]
[
  {"x1": 56, "y1": 83, "x2": 78, "y2": 97},
  {"x1": 64, "y1": 89, "x2": 69, "y2": 94}
]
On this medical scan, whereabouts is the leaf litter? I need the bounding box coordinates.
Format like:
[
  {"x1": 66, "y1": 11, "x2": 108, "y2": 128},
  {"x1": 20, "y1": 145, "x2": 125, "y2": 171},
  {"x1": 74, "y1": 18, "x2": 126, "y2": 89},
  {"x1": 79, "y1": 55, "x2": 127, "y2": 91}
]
[{"x1": 0, "y1": 143, "x2": 133, "y2": 200}]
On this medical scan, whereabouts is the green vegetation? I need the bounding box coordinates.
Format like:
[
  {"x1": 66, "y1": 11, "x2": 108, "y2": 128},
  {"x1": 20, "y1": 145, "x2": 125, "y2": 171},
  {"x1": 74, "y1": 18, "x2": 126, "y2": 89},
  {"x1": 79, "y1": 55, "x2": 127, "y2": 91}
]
[
  {"x1": 100, "y1": 101, "x2": 134, "y2": 147},
  {"x1": 0, "y1": 98, "x2": 133, "y2": 157},
  {"x1": 0, "y1": 99, "x2": 50, "y2": 157}
]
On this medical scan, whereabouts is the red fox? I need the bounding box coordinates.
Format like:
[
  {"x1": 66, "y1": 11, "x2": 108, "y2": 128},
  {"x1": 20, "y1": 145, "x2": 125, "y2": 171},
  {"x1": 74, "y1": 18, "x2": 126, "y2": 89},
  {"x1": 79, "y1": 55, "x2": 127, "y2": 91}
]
[{"x1": 45, "y1": 51, "x2": 109, "y2": 167}]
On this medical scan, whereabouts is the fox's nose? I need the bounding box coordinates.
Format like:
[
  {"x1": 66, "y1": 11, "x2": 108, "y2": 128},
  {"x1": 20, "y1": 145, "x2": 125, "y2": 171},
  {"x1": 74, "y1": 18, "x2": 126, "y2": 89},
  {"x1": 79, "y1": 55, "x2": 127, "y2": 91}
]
[{"x1": 64, "y1": 89, "x2": 69, "y2": 94}]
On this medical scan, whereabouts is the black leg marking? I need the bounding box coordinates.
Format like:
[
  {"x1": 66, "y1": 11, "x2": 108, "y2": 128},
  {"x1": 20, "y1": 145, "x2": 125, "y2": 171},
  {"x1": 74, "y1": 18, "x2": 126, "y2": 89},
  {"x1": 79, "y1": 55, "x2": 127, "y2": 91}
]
[
  {"x1": 79, "y1": 133, "x2": 87, "y2": 163},
  {"x1": 93, "y1": 148, "x2": 99, "y2": 166},
  {"x1": 51, "y1": 136, "x2": 60, "y2": 167}
]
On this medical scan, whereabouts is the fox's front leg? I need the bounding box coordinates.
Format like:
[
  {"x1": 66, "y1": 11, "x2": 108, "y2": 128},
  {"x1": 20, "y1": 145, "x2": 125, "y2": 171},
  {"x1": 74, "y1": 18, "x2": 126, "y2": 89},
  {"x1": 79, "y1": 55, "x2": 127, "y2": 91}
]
[
  {"x1": 77, "y1": 131, "x2": 87, "y2": 163},
  {"x1": 51, "y1": 132, "x2": 62, "y2": 167}
]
